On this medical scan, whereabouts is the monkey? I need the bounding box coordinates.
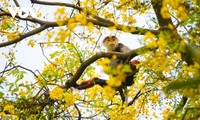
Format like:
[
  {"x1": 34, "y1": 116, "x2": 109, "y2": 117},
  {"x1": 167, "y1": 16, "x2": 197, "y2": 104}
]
[
  {"x1": 58, "y1": 35, "x2": 140, "y2": 103},
  {"x1": 70, "y1": 35, "x2": 140, "y2": 90},
  {"x1": 102, "y1": 36, "x2": 131, "y2": 52},
  {"x1": 102, "y1": 35, "x2": 131, "y2": 68}
]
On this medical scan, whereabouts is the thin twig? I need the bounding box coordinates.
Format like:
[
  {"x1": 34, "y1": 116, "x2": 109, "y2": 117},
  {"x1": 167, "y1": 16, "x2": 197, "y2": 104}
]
[
  {"x1": 74, "y1": 104, "x2": 81, "y2": 120},
  {"x1": 13, "y1": 0, "x2": 20, "y2": 7}
]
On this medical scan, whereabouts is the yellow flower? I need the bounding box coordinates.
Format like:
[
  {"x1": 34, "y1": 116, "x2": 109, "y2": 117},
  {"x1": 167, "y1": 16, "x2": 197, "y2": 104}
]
[
  {"x1": 149, "y1": 93, "x2": 159, "y2": 103},
  {"x1": 108, "y1": 26, "x2": 116, "y2": 31},
  {"x1": 57, "y1": 7, "x2": 65, "y2": 14},
  {"x1": 168, "y1": 23, "x2": 174, "y2": 30},
  {"x1": 87, "y1": 22, "x2": 94, "y2": 31},
  {"x1": 4, "y1": 104, "x2": 15, "y2": 114},
  {"x1": 55, "y1": 28, "x2": 68, "y2": 43},
  {"x1": 6, "y1": 32, "x2": 19, "y2": 40},
  {"x1": 19, "y1": 89, "x2": 27, "y2": 97},
  {"x1": 54, "y1": 7, "x2": 68, "y2": 26},
  {"x1": 157, "y1": 37, "x2": 167, "y2": 49},
  {"x1": 160, "y1": 6, "x2": 171, "y2": 18},
  {"x1": 143, "y1": 31, "x2": 157, "y2": 48},
  {"x1": 147, "y1": 40, "x2": 157, "y2": 48},
  {"x1": 102, "y1": 58, "x2": 110, "y2": 65},
  {"x1": 75, "y1": 13, "x2": 87, "y2": 25},
  {"x1": 103, "y1": 86, "x2": 115, "y2": 100},
  {"x1": 128, "y1": 16, "x2": 136, "y2": 24},
  {"x1": 46, "y1": 32, "x2": 53, "y2": 40},
  {"x1": 193, "y1": 0, "x2": 197, "y2": 4},
  {"x1": 49, "y1": 87, "x2": 64, "y2": 100},
  {"x1": 64, "y1": 92, "x2": 75, "y2": 107},
  {"x1": 138, "y1": 82, "x2": 145, "y2": 90},
  {"x1": 68, "y1": 22, "x2": 77, "y2": 31},
  {"x1": 176, "y1": 6, "x2": 188, "y2": 20},
  {"x1": 37, "y1": 12, "x2": 42, "y2": 18},
  {"x1": 27, "y1": 40, "x2": 35, "y2": 47},
  {"x1": 106, "y1": 75, "x2": 122, "y2": 87}
]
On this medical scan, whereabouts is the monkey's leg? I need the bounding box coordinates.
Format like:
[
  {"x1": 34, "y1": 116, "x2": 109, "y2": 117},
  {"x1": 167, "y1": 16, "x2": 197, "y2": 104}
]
[
  {"x1": 117, "y1": 87, "x2": 125, "y2": 103},
  {"x1": 124, "y1": 60, "x2": 140, "y2": 86},
  {"x1": 76, "y1": 77, "x2": 107, "y2": 90}
]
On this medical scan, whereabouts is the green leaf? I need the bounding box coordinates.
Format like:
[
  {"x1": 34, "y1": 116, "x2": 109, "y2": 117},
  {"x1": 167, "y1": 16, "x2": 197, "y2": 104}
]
[
  {"x1": 0, "y1": 92, "x2": 4, "y2": 97},
  {"x1": 9, "y1": 83, "x2": 14, "y2": 91},
  {"x1": 122, "y1": 64, "x2": 132, "y2": 73},
  {"x1": 166, "y1": 77, "x2": 200, "y2": 90},
  {"x1": 49, "y1": 51, "x2": 60, "y2": 59},
  {"x1": 16, "y1": 73, "x2": 24, "y2": 82},
  {"x1": 13, "y1": 87, "x2": 19, "y2": 92},
  {"x1": 24, "y1": 85, "x2": 31, "y2": 90},
  {"x1": 12, "y1": 69, "x2": 19, "y2": 76}
]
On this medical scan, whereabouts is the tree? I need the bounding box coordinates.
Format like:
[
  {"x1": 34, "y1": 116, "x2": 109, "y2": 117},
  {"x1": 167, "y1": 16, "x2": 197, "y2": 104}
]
[{"x1": 0, "y1": 0, "x2": 200, "y2": 119}]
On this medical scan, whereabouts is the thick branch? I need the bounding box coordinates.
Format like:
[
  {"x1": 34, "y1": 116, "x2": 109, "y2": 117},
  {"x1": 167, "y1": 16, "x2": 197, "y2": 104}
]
[
  {"x1": 0, "y1": 15, "x2": 158, "y2": 48},
  {"x1": 64, "y1": 47, "x2": 144, "y2": 89},
  {"x1": 30, "y1": 0, "x2": 116, "y2": 25},
  {"x1": 13, "y1": 0, "x2": 20, "y2": 7},
  {"x1": 0, "y1": 1, "x2": 159, "y2": 47},
  {"x1": 151, "y1": 0, "x2": 174, "y2": 28},
  {"x1": 0, "y1": 0, "x2": 159, "y2": 47},
  {"x1": 151, "y1": 0, "x2": 189, "y2": 116},
  {"x1": 0, "y1": 12, "x2": 50, "y2": 25},
  {"x1": 0, "y1": 22, "x2": 57, "y2": 47},
  {"x1": 31, "y1": 0, "x2": 82, "y2": 11},
  {"x1": 31, "y1": 0, "x2": 160, "y2": 35}
]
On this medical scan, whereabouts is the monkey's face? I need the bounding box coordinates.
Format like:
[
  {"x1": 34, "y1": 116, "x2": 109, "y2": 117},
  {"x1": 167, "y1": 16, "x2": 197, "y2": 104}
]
[{"x1": 103, "y1": 36, "x2": 119, "y2": 51}]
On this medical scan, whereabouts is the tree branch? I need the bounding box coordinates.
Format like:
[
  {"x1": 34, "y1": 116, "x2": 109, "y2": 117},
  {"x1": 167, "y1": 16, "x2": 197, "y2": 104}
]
[
  {"x1": 0, "y1": 64, "x2": 38, "y2": 78},
  {"x1": 74, "y1": 104, "x2": 81, "y2": 120},
  {"x1": 13, "y1": 0, "x2": 20, "y2": 7},
  {"x1": 168, "y1": 96, "x2": 188, "y2": 119},
  {"x1": 151, "y1": 0, "x2": 174, "y2": 28},
  {"x1": 151, "y1": 0, "x2": 189, "y2": 116},
  {"x1": 0, "y1": 14, "x2": 158, "y2": 48},
  {"x1": 0, "y1": 0, "x2": 159, "y2": 47},
  {"x1": 30, "y1": 0, "x2": 116, "y2": 25},
  {"x1": 64, "y1": 47, "x2": 145, "y2": 89},
  {"x1": 0, "y1": 22, "x2": 57, "y2": 47},
  {"x1": 0, "y1": 12, "x2": 49, "y2": 25},
  {"x1": 128, "y1": 90, "x2": 141, "y2": 106},
  {"x1": 31, "y1": 0, "x2": 160, "y2": 35}
]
